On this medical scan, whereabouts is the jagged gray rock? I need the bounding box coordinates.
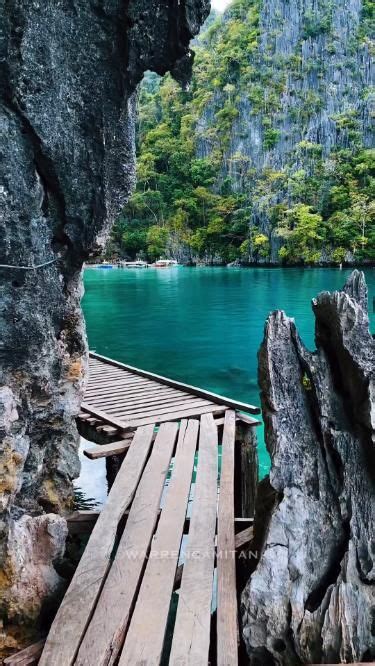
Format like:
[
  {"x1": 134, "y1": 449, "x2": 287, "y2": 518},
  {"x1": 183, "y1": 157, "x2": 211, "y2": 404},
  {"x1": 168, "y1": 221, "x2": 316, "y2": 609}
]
[
  {"x1": 242, "y1": 270, "x2": 375, "y2": 664},
  {"x1": 0, "y1": 0, "x2": 209, "y2": 646}
]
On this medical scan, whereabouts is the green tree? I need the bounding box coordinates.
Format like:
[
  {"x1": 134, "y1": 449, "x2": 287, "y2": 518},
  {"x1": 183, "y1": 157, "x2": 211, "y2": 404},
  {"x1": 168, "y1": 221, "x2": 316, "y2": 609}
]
[
  {"x1": 277, "y1": 204, "x2": 324, "y2": 263},
  {"x1": 147, "y1": 226, "x2": 169, "y2": 260}
]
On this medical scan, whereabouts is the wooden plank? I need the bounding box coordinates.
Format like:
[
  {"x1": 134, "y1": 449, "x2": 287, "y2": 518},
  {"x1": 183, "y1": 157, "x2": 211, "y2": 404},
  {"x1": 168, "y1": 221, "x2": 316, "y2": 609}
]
[
  {"x1": 83, "y1": 438, "x2": 132, "y2": 460},
  {"x1": 217, "y1": 410, "x2": 238, "y2": 666},
  {"x1": 39, "y1": 424, "x2": 155, "y2": 666},
  {"x1": 236, "y1": 422, "x2": 258, "y2": 518},
  {"x1": 119, "y1": 419, "x2": 199, "y2": 665},
  {"x1": 84, "y1": 383, "x2": 182, "y2": 400},
  {"x1": 90, "y1": 352, "x2": 260, "y2": 414},
  {"x1": 85, "y1": 386, "x2": 185, "y2": 403},
  {"x1": 109, "y1": 398, "x2": 213, "y2": 418},
  {"x1": 86, "y1": 373, "x2": 145, "y2": 386},
  {"x1": 235, "y1": 526, "x2": 254, "y2": 550},
  {"x1": 86, "y1": 378, "x2": 152, "y2": 390},
  {"x1": 87, "y1": 374, "x2": 150, "y2": 387},
  {"x1": 169, "y1": 413, "x2": 218, "y2": 665},
  {"x1": 215, "y1": 414, "x2": 261, "y2": 428},
  {"x1": 4, "y1": 640, "x2": 45, "y2": 665},
  {"x1": 86, "y1": 377, "x2": 151, "y2": 392},
  {"x1": 81, "y1": 402, "x2": 218, "y2": 432},
  {"x1": 75, "y1": 421, "x2": 179, "y2": 666},
  {"x1": 236, "y1": 412, "x2": 262, "y2": 427},
  {"x1": 127, "y1": 404, "x2": 227, "y2": 428},
  {"x1": 81, "y1": 403, "x2": 131, "y2": 430},
  {"x1": 88, "y1": 366, "x2": 144, "y2": 378},
  {"x1": 88, "y1": 365, "x2": 146, "y2": 376},
  {"x1": 100, "y1": 394, "x2": 196, "y2": 412}
]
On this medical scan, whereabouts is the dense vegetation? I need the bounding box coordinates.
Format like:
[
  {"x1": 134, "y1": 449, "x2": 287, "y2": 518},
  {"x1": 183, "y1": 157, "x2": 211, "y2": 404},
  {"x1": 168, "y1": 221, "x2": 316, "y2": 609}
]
[{"x1": 108, "y1": 0, "x2": 374, "y2": 265}]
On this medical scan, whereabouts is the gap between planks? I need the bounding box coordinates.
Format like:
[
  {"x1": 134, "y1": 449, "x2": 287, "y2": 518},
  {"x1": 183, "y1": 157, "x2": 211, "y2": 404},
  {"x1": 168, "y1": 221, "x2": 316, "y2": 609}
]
[{"x1": 39, "y1": 424, "x2": 155, "y2": 666}]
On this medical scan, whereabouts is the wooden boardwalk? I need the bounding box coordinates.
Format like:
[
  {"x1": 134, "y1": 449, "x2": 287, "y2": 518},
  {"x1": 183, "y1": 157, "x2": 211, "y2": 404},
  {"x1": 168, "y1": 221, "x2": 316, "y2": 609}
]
[
  {"x1": 8, "y1": 354, "x2": 262, "y2": 666},
  {"x1": 80, "y1": 352, "x2": 260, "y2": 434}
]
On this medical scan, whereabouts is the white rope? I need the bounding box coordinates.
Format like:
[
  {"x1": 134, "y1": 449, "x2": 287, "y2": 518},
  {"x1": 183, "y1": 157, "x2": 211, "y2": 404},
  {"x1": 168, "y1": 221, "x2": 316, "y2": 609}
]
[{"x1": 0, "y1": 257, "x2": 59, "y2": 270}]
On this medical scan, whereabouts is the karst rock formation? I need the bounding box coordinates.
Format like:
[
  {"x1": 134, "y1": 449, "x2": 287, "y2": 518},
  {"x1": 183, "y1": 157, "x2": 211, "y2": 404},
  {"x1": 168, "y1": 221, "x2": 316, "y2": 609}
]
[{"x1": 242, "y1": 270, "x2": 375, "y2": 664}]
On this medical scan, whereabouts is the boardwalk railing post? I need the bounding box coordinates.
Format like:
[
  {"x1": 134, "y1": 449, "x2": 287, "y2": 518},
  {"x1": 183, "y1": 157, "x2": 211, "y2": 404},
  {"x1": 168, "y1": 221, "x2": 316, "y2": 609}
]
[{"x1": 235, "y1": 417, "x2": 258, "y2": 518}]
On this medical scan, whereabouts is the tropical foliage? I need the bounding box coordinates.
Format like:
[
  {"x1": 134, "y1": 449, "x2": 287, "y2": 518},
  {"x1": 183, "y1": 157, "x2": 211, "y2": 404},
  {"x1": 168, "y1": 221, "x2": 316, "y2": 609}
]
[{"x1": 108, "y1": 0, "x2": 374, "y2": 265}]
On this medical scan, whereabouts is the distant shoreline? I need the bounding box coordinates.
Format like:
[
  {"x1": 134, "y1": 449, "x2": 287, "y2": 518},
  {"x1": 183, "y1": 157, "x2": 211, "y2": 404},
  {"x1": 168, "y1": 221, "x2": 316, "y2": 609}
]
[{"x1": 84, "y1": 261, "x2": 375, "y2": 270}]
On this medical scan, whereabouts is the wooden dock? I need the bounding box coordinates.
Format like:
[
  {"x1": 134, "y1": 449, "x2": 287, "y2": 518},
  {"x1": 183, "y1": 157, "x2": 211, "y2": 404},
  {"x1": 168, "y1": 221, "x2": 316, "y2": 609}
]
[
  {"x1": 80, "y1": 352, "x2": 260, "y2": 433},
  {"x1": 8, "y1": 354, "x2": 262, "y2": 666}
]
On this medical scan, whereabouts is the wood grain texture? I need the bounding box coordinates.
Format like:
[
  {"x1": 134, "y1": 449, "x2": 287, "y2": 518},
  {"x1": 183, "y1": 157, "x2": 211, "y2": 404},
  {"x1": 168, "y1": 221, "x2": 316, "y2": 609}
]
[
  {"x1": 119, "y1": 419, "x2": 199, "y2": 665},
  {"x1": 110, "y1": 398, "x2": 213, "y2": 418},
  {"x1": 127, "y1": 404, "x2": 227, "y2": 427},
  {"x1": 87, "y1": 387, "x2": 186, "y2": 406},
  {"x1": 3, "y1": 639, "x2": 45, "y2": 665},
  {"x1": 83, "y1": 439, "x2": 132, "y2": 459},
  {"x1": 169, "y1": 413, "x2": 218, "y2": 666},
  {"x1": 89, "y1": 353, "x2": 260, "y2": 414},
  {"x1": 75, "y1": 421, "x2": 179, "y2": 666},
  {"x1": 217, "y1": 410, "x2": 238, "y2": 666},
  {"x1": 39, "y1": 424, "x2": 155, "y2": 666}
]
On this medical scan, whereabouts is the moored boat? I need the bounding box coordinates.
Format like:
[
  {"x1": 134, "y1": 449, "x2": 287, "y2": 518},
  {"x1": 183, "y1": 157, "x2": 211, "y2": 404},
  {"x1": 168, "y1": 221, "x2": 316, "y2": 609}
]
[
  {"x1": 153, "y1": 259, "x2": 178, "y2": 268},
  {"x1": 121, "y1": 260, "x2": 148, "y2": 269}
]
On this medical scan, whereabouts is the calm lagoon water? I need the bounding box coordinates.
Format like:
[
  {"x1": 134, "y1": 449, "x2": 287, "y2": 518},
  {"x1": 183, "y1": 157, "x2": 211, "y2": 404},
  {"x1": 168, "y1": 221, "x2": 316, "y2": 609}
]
[{"x1": 82, "y1": 266, "x2": 375, "y2": 480}]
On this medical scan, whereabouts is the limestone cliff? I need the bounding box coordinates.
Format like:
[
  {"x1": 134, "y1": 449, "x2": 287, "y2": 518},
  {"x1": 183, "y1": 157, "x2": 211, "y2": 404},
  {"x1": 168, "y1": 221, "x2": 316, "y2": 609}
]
[
  {"x1": 0, "y1": 0, "x2": 209, "y2": 644},
  {"x1": 110, "y1": 0, "x2": 373, "y2": 266},
  {"x1": 196, "y1": 0, "x2": 373, "y2": 263},
  {"x1": 242, "y1": 270, "x2": 375, "y2": 664}
]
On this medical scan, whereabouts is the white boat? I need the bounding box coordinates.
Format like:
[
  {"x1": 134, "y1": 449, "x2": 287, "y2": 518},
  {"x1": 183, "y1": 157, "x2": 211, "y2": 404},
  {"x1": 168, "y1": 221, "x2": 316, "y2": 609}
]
[
  {"x1": 153, "y1": 259, "x2": 178, "y2": 268},
  {"x1": 122, "y1": 260, "x2": 148, "y2": 269}
]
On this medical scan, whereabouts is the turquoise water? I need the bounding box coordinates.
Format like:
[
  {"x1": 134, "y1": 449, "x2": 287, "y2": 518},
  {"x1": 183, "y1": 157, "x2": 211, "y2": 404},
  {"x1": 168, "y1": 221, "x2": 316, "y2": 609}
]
[{"x1": 82, "y1": 267, "x2": 375, "y2": 477}]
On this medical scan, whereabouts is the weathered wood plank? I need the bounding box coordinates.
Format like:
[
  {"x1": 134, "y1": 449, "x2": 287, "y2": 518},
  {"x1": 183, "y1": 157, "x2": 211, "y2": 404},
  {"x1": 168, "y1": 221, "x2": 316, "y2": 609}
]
[
  {"x1": 214, "y1": 413, "x2": 261, "y2": 428},
  {"x1": 87, "y1": 373, "x2": 151, "y2": 385},
  {"x1": 85, "y1": 377, "x2": 151, "y2": 391},
  {"x1": 119, "y1": 419, "x2": 199, "y2": 665},
  {"x1": 236, "y1": 421, "x2": 258, "y2": 518},
  {"x1": 83, "y1": 438, "x2": 132, "y2": 460},
  {"x1": 111, "y1": 398, "x2": 214, "y2": 419},
  {"x1": 169, "y1": 413, "x2": 218, "y2": 666},
  {"x1": 86, "y1": 376, "x2": 149, "y2": 388},
  {"x1": 86, "y1": 387, "x2": 186, "y2": 405},
  {"x1": 75, "y1": 421, "x2": 179, "y2": 666},
  {"x1": 235, "y1": 412, "x2": 262, "y2": 427},
  {"x1": 81, "y1": 403, "x2": 131, "y2": 430},
  {"x1": 127, "y1": 404, "x2": 227, "y2": 427},
  {"x1": 39, "y1": 424, "x2": 155, "y2": 666},
  {"x1": 87, "y1": 385, "x2": 183, "y2": 400},
  {"x1": 102, "y1": 395, "x2": 201, "y2": 414},
  {"x1": 235, "y1": 526, "x2": 254, "y2": 550},
  {"x1": 217, "y1": 410, "x2": 238, "y2": 666},
  {"x1": 90, "y1": 352, "x2": 260, "y2": 414},
  {"x1": 4, "y1": 639, "x2": 45, "y2": 665}
]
